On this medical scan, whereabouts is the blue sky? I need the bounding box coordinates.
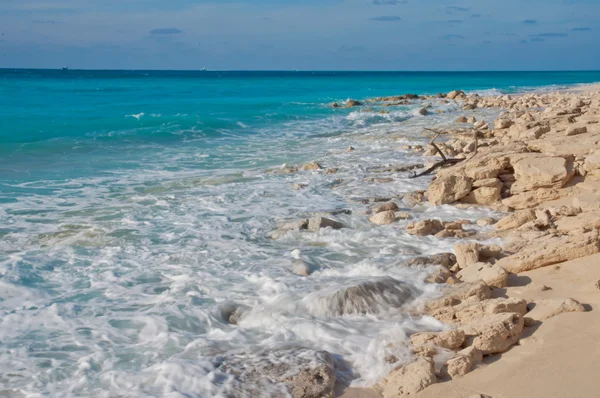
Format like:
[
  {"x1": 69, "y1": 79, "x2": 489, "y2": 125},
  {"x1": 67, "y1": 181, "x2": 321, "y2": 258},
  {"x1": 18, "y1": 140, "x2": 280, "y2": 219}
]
[{"x1": 0, "y1": 0, "x2": 598, "y2": 70}]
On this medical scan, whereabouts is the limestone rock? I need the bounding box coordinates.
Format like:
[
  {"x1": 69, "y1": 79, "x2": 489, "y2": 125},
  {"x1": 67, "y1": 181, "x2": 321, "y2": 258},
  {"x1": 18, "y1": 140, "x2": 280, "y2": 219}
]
[
  {"x1": 495, "y1": 230, "x2": 600, "y2": 273},
  {"x1": 457, "y1": 262, "x2": 508, "y2": 288},
  {"x1": 476, "y1": 217, "x2": 496, "y2": 227},
  {"x1": 380, "y1": 357, "x2": 437, "y2": 397},
  {"x1": 307, "y1": 217, "x2": 344, "y2": 232},
  {"x1": 418, "y1": 107, "x2": 429, "y2": 116},
  {"x1": 407, "y1": 253, "x2": 456, "y2": 269},
  {"x1": 410, "y1": 329, "x2": 465, "y2": 350},
  {"x1": 495, "y1": 209, "x2": 536, "y2": 230},
  {"x1": 305, "y1": 277, "x2": 414, "y2": 316},
  {"x1": 291, "y1": 259, "x2": 313, "y2": 277},
  {"x1": 220, "y1": 348, "x2": 336, "y2": 398},
  {"x1": 447, "y1": 90, "x2": 465, "y2": 100},
  {"x1": 468, "y1": 116, "x2": 477, "y2": 123},
  {"x1": 460, "y1": 186, "x2": 502, "y2": 205},
  {"x1": 455, "y1": 242, "x2": 480, "y2": 269},
  {"x1": 566, "y1": 126, "x2": 588, "y2": 136},
  {"x1": 446, "y1": 354, "x2": 473, "y2": 378},
  {"x1": 494, "y1": 118, "x2": 513, "y2": 129},
  {"x1": 219, "y1": 302, "x2": 250, "y2": 325},
  {"x1": 346, "y1": 99, "x2": 362, "y2": 107},
  {"x1": 407, "y1": 219, "x2": 444, "y2": 236},
  {"x1": 403, "y1": 191, "x2": 425, "y2": 207},
  {"x1": 301, "y1": 161, "x2": 322, "y2": 171},
  {"x1": 460, "y1": 313, "x2": 524, "y2": 355},
  {"x1": 428, "y1": 175, "x2": 473, "y2": 205},
  {"x1": 373, "y1": 202, "x2": 399, "y2": 213},
  {"x1": 512, "y1": 156, "x2": 574, "y2": 192},
  {"x1": 430, "y1": 297, "x2": 527, "y2": 324},
  {"x1": 271, "y1": 219, "x2": 309, "y2": 239},
  {"x1": 524, "y1": 298, "x2": 586, "y2": 326},
  {"x1": 425, "y1": 281, "x2": 492, "y2": 312},
  {"x1": 370, "y1": 210, "x2": 397, "y2": 225},
  {"x1": 456, "y1": 116, "x2": 468, "y2": 123},
  {"x1": 472, "y1": 178, "x2": 502, "y2": 188}
]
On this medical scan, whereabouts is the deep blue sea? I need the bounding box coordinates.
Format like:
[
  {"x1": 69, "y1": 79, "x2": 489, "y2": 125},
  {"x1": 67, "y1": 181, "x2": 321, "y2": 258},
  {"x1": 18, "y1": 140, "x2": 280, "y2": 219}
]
[{"x1": 1, "y1": 70, "x2": 599, "y2": 397}]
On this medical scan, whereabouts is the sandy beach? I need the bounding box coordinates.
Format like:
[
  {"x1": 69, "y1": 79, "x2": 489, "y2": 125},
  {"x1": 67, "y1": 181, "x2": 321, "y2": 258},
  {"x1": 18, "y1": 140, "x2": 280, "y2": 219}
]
[{"x1": 336, "y1": 83, "x2": 600, "y2": 397}]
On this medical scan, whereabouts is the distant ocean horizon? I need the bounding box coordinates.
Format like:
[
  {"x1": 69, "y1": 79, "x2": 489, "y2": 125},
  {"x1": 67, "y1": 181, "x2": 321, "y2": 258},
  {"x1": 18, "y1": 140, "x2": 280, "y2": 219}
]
[{"x1": 1, "y1": 69, "x2": 600, "y2": 396}]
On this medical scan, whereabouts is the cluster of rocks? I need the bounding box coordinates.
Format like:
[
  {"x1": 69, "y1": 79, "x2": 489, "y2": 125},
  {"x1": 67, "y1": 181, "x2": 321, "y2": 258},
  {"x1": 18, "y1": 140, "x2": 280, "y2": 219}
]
[{"x1": 372, "y1": 88, "x2": 600, "y2": 396}]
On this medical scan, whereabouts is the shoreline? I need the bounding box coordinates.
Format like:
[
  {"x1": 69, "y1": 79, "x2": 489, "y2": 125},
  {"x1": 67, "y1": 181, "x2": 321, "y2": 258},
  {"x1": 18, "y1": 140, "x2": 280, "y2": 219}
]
[{"x1": 336, "y1": 83, "x2": 600, "y2": 397}]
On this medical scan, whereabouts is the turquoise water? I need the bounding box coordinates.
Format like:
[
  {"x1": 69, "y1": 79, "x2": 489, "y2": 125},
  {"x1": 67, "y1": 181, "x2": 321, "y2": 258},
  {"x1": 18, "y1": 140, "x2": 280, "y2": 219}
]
[{"x1": 1, "y1": 70, "x2": 599, "y2": 396}]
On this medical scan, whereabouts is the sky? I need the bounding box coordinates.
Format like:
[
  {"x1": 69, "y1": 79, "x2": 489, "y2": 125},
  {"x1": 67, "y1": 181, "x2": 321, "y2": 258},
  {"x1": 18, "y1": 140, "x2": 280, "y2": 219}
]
[{"x1": 0, "y1": 0, "x2": 598, "y2": 70}]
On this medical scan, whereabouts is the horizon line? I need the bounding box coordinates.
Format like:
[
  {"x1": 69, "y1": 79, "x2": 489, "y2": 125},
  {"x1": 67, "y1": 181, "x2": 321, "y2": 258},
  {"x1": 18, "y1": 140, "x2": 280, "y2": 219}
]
[{"x1": 2, "y1": 68, "x2": 600, "y2": 73}]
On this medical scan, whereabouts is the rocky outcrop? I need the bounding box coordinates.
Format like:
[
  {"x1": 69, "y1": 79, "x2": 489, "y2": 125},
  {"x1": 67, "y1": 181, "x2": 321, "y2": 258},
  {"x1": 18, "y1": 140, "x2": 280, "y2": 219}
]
[
  {"x1": 496, "y1": 229, "x2": 600, "y2": 273},
  {"x1": 425, "y1": 281, "x2": 492, "y2": 312},
  {"x1": 410, "y1": 329, "x2": 465, "y2": 350},
  {"x1": 430, "y1": 297, "x2": 527, "y2": 324},
  {"x1": 455, "y1": 242, "x2": 480, "y2": 270}
]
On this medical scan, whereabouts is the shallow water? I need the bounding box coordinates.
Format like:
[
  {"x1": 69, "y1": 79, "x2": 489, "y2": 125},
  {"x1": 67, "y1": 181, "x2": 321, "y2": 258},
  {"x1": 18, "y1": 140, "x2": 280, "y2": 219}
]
[{"x1": 1, "y1": 70, "x2": 599, "y2": 397}]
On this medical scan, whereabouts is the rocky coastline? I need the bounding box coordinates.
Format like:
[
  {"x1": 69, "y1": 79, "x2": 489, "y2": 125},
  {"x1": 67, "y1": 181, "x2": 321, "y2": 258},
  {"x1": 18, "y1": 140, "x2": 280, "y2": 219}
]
[{"x1": 229, "y1": 84, "x2": 600, "y2": 398}]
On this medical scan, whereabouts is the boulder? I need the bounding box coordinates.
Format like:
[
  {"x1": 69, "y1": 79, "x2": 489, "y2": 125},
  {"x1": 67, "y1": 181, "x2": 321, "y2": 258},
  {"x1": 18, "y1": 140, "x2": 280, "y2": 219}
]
[
  {"x1": 476, "y1": 217, "x2": 496, "y2": 227},
  {"x1": 511, "y1": 156, "x2": 574, "y2": 192},
  {"x1": 301, "y1": 161, "x2": 322, "y2": 171},
  {"x1": 307, "y1": 217, "x2": 344, "y2": 232},
  {"x1": 407, "y1": 219, "x2": 444, "y2": 236},
  {"x1": 324, "y1": 168, "x2": 338, "y2": 175},
  {"x1": 460, "y1": 313, "x2": 524, "y2": 355},
  {"x1": 291, "y1": 183, "x2": 308, "y2": 190},
  {"x1": 305, "y1": 277, "x2": 414, "y2": 316},
  {"x1": 474, "y1": 120, "x2": 486, "y2": 129},
  {"x1": 407, "y1": 253, "x2": 456, "y2": 269},
  {"x1": 271, "y1": 219, "x2": 309, "y2": 239},
  {"x1": 494, "y1": 118, "x2": 513, "y2": 129},
  {"x1": 430, "y1": 297, "x2": 528, "y2": 324},
  {"x1": 403, "y1": 191, "x2": 425, "y2": 207},
  {"x1": 468, "y1": 116, "x2": 477, "y2": 123},
  {"x1": 455, "y1": 242, "x2": 480, "y2": 269},
  {"x1": 464, "y1": 157, "x2": 510, "y2": 180},
  {"x1": 418, "y1": 107, "x2": 429, "y2": 116},
  {"x1": 410, "y1": 329, "x2": 465, "y2": 350},
  {"x1": 446, "y1": 354, "x2": 473, "y2": 378},
  {"x1": 369, "y1": 210, "x2": 397, "y2": 225},
  {"x1": 428, "y1": 175, "x2": 473, "y2": 205},
  {"x1": 495, "y1": 209, "x2": 536, "y2": 230},
  {"x1": 291, "y1": 259, "x2": 313, "y2": 276},
  {"x1": 456, "y1": 116, "x2": 468, "y2": 123},
  {"x1": 219, "y1": 302, "x2": 251, "y2": 325},
  {"x1": 380, "y1": 357, "x2": 437, "y2": 398},
  {"x1": 346, "y1": 99, "x2": 362, "y2": 107},
  {"x1": 495, "y1": 230, "x2": 600, "y2": 273},
  {"x1": 425, "y1": 281, "x2": 492, "y2": 312},
  {"x1": 219, "y1": 348, "x2": 336, "y2": 398},
  {"x1": 344, "y1": 146, "x2": 354, "y2": 152},
  {"x1": 457, "y1": 262, "x2": 509, "y2": 288},
  {"x1": 566, "y1": 126, "x2": 588, "y2": 136},
  {"x1": 447, "y1": 90, "x2": 465, "y2": 100},
  {"x1": 373, "y1": 202, "x2": 399, "y2": 213},
  {"x1": 524, "y1": 298, "x2": 586, "y2": 326}
]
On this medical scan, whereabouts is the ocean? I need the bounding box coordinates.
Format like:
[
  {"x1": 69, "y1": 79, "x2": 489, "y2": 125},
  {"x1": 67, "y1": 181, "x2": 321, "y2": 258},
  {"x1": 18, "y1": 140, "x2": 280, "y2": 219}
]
[{"x1": 1, "y1": 69, "x2": 600, "y2": 397}]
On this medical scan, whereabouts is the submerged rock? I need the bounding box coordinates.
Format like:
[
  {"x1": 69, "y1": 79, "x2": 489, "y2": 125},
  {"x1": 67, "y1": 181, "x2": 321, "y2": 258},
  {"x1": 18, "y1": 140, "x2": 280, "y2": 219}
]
[
  {"x1": 270, "y1": 219, "x2": 309, "y2": 240},
  {"x1": 369, "y1": 210, "x2": 397, "y2": 225},
  {"x1": 307, "y1": 216, "x2": 344, "y2": 232},
  {"x1": 219, "y1": 347, "x2": 336, "y2": 398},
  {"x1": 218, "y1": 302, "x2": 251, "y2": 325},
  {"x1": 305, "y1": 277, "x2": 414, "y2": 316},
  {"x1": 291, "y1": 259, "x2": 314, "y2": 277}
]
